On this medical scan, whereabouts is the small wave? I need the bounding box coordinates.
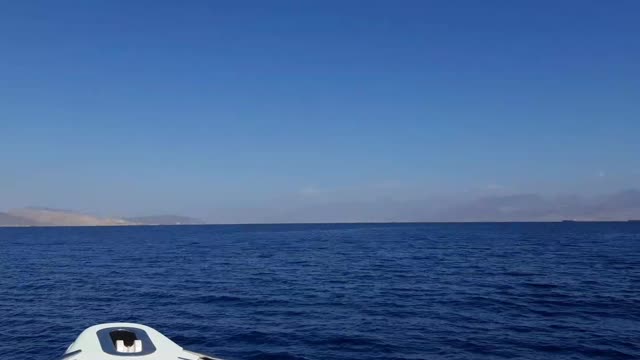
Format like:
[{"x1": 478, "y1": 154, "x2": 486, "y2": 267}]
[
  {"x1": 579, "y1": 346, "x2": 637, "y2": 359},
  {"x1": 246, "y1": 351, "x2": 309, "y2": 360},
  {"x1": 226, "y1": 331, "x2": 290, "y2": 346},
  {"x1": 193, "y1": 294, "x2": 246, "y2": 303},
  {"x1": 504, "y1": 271, "x2": 538, "y2": 277},
  {"x1": 307, "y1": 334, "x2": 388, "y2": 349},
  {"x1": 522, "y1": 282, "x2": 560, "y2": 289}
]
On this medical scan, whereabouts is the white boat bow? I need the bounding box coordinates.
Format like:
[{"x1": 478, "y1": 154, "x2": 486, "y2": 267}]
[{"x1": 62, "y1": 323, "x2": 222, "y2": 360}]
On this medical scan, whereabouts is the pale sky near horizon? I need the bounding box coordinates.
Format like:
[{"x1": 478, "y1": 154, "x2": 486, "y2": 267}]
[{"x1": 1, "y1": 1, "x2": 639, "y2": 221}]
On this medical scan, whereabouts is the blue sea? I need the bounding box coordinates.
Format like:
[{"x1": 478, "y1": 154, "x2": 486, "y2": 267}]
[{"x1": 1, "y1": 223, "x2": 639, "y2": 360}]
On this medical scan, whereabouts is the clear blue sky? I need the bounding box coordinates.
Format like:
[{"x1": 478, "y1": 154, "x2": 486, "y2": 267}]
[{"x1": 1, "y1": 1, "x2": 639, "y2": 221}]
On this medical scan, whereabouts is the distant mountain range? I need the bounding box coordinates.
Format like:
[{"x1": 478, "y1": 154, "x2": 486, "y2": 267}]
[
  {"x1": 2, "y1": 189, "x2": 640, "y2": 226},
  {"x1": 0, "y1": 208, "x2": 203, "y2": 227},
  {"x1": 434, "y1": 189, "x2": 640, "y2": 222},
  {"x1": 0, "y1": 212, "x2": 40, "y2": 226}
]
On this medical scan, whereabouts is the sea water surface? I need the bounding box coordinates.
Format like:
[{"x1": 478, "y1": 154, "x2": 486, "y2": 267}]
[{"x1": 1, "y1": 223, "x2": 639, "y2": 359}]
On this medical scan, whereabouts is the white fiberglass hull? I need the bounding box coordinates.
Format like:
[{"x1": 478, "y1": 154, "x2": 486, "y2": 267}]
[{"x1": 62, "y1": 323, "x2": 222, "y2": 360}]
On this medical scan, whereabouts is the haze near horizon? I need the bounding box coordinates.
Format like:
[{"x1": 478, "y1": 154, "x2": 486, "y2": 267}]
[{"x1": 1, "y1": 1, "x2": 639, "y2": 223}]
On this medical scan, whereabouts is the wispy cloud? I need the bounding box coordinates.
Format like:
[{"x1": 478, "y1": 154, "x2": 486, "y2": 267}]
[{"x1": 299, "y1": 186, "x2": 324, "y2": 197}]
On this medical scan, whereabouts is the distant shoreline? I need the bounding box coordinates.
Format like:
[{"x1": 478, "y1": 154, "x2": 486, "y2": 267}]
[{"x1": 1, "y1": 220, "x2": 639, "y2": 228}]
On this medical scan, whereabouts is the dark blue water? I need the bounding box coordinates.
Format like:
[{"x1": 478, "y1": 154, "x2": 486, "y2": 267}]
[{"x1": 1, "y1": 223, "x2": 639, "y2": 359}]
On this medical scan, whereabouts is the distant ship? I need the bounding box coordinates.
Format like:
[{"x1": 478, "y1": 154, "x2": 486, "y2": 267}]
[{"x1": 62, "y1": 323, "x2": 221, "y2": 360}]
